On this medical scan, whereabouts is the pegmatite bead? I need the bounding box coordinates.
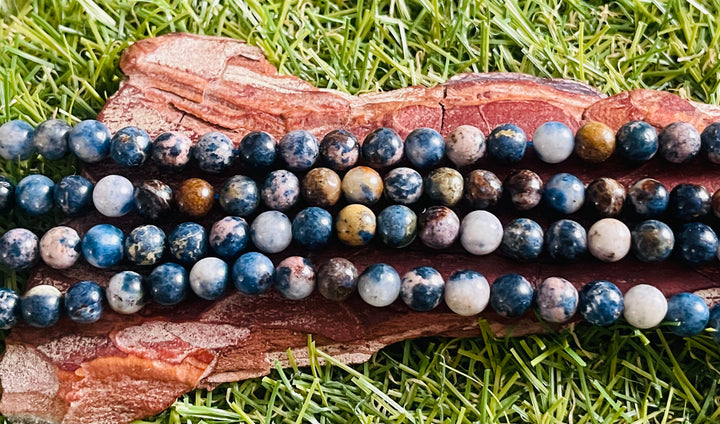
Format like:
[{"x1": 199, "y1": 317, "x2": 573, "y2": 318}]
[
  {"x1": 362, "y1": 127, "x2": 404, "y2": 168},
  {"x1": 404, "y1": 127, "x2": 445, "y2": 168},
  {"x1": 219, "y1": 175, "x2": 259, "y2": 217},
  {"x1": 21, "y1": 285, "x2": 62, "y2": 328},
  {"x1": 336, "y1": 204, "x2": 376, "y2": 246},
  {"x1": 659, "y1": 121, "x2": 701, "y2": 163},
  {"x1": 0, "y1": 228, "x2": 39, "y2": 270},
  {"x1": 623, "y1": 284, "x2": 667, "y2": 329},
  {"x1": 0, "y1": 288, "x2": 20, "y2": 330},
  {"x1": 665, "y1": 292, "x2": 710, "y2": 337},
  {"x1": 418, "y1": 206, "x2": 460, "y2": 249},
  {"x1": 33, "y1": 119, "x2": 70, "y2": 160},
  {"x1": 445, "y1": 125, "x2": 485, "y2": 167},
  {"x1": 358, "y1": 263, "x2": 401, "y2": 307},
  {"x1": 545, "y1": 219, "x2": 587, "y2": 262},
  {"x1": 616, "y1": 120, "x2": 658, "y2": 162},
  {"x1": 383, "y1": 167, "x2": 423, "y2": 205},
  {"x1": 574, "y1": 121, "x2": 615, "y2": 163},
  {"x1": 251, "y1": 211, "x2": 292, "y2": 253},
  {"x1": 586, "y1": 178, "x2": 625, "y2": 217},
  {"x1": 464, "y1": 169, "x2": 502, "y2": 209},
  {"x1": 627, "y1": 178, "x2": 668, "y2": 218},
  {"x1": 578, "y1": 280, "x2": 624, "y2": 326},
  {"x1": 532, "y1": 121, "x2": 574, "y2": 163},
  {"x1": 444, "y1": 270, "x2": 490, "y2": 316},
  {"x1": 54, "y1": 175, "x2": 93, "y2": 216},
  {"x1": 317, "y1": 258, "x2": 358, "y2": 301},
  {"x1": 40, "y1": 226, "x2": 81, "y2": 270},
  {"x1": 377, "y1": 205, "x2": 417, "y2": 248},
  {"x1": 701, "y1": 122, "x2": 720, "y2": 163},
  {"x1": 110, "y1": 126, "x2": 151, "y2": 167},
  {"x1": 278, "y1": 130, "x2": 319, "y2": 171},
  {"x1": 504, "y1": 169, "x2": 543, "y2": 211},
  {"x1": 209, "y1": 216, "x2": 249, "y2": 258},
  {"x1": 176, "y1": 178, "x2": 215, "y2": 218},
  {"x1": 302, "y1": 167, "x2": 342, "y2": 208},
  {"x1": 501, "y1": 218, "x2": 544, "y2": 261},
  {"x1": 67, "y1": 119, "x2": 111, "y2": 163},
  {"x1": 342, "y1": 166, "x2": 384, "y2": 205},
  {"x1": 401, "y1": 266, "x2": 444, "y2": 311},
  {"x1": 168, "y1": 222, "x2": 208, "y2": 264},
  {"x1": 668, "y1": 183, "x2": 710, "y2": 221},
  {"x1": 65, "y1": 281, "x2": 103, "y2": 324},
  {"x1": 490, "y1": 273, "x2": 534, "y2": 318},
  {"x1": 631, "y1": 220, "x2": 675, "y2": 263},
  {"x1": 320, "y1": 129, "x2": 359, "y2": 171},
  {"x1": 261, "y1": 170, "x2": 299, "y2": 211},
  {"x1": 425, "y1": 167, "x2": 464, "y2": 207},
  {"x1": 189, "y1": 257, "x2": 229, "y2": 300},
  {"x1": 133, "y1": 180, "x2": 173, "y2": 221},
  {"x1": 676, "y1": 222, "x2": 718, "y2": 265},
  {"x1": 151, "y1": 132, "x2": 192, "y2": 170},
  {"x1": 16, "y1": 174, "x2": 54, "y2": 216},
  {"x1": 232, "y1": 252, "x2": 274, "y2": 295},
  {"x1": 292, "y1": 207, "x2": 333, "y2": 250},
  {"x1": 275, "y1": 256, "x2": 316, "y2": 300},
  {"x1": 709, "y1": 304, "x2": 720, "y2": 344},
  {"x1": 460, "y1": 210, "x2": 502, "y2": 255},
  {"x1": 106, "y1": 271, "x2": 146, "y2": 314},
  {"x1": 0, "y1": 119, "x2": 35, "y2": 160},
  {"x1": 487, "y1": 123, "x2": 526, "y2": 164},
  {"x1": 93, "y1": 175, "x2": 135, "y2": 218},
  {"x1": 82, "y1": 224, "x2": 124, "y2": 268},
  {"x1": 193, "y1": 132, "x2": 235, "y2": 173},
  {"x1": 239, "y1": 131, "x2": 277, "y2": 169},
  {"x1": 535, "y1": 277, "x2": 578, "y2": 323},
  {"x1": 124, "y1": 225, "x2": 166, "y2": 266},
  {"x1": 0, "y1": 176, "x2": 14, "y2": 211},
  {"x1": 543, "y1": 173, "x2": 585, "y2": 214},
  {"x1": 588, "y1": 218, "x2": 631, "y2": 262},
  {"x1": 148, "y1": 263, "x2": 188, "y2": 306}
]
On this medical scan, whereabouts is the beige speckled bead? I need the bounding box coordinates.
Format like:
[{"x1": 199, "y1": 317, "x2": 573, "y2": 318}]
[
  {"x1": 336, "y1": 204, "x2": 376, "y2": 246},
  {"x1": 341, "y1": 166, "x2": 384, "y2": 205},
  {"x1": 445, "y1": 125, "x2": 486, "y2": 167}
]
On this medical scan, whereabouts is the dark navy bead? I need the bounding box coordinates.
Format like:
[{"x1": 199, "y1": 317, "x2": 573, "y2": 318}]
[
  {"x1": 168, "y1": 222, "x2": 207, "y2": 264},
  {"x1": 0, "y1": 228, "x2": 39, "y2": 270},
  {"x1": 82, "y1": 224, "x2": 124, "y2": 268},
  {"x1": 54, "y1": 175, "x2": 93, "y2": 216},
  {"x1": 665, "y1": 292, "x2": 710, "y2": 337},
  {"x1": 0, "y1": 288, "x2": 20, "y2": 329},
  {"x1": 134, "y1": 180, "x2": 173, "y2": 221},
  {"x1": 676, "y1": 222, "x2": 718, "y2": 265},
  {"x1": 535, "y1": 277, "x2": 578, "y2": 323},
  {"x1": 239, "y1": 131, "x2": 277, "y2": 169},
  {"x1": 659, "y1": 122, "x2": 701, "y2": 163},
  {"x1": 578, "y1": 280, "x2": 623, "y2": 326},
  {"x1": 383, "y1": 167, "x2": 423, "y2": 205},
  {"x1": 148, "y1": 263, "x2": 189, "y2": 306},
  {"x1": 67, "y1": 119, "x2": 111, "y2": 163},
  {"x1": 209, "y1": 216, "x2": 249, "y2": 258},
  {"x1": 627, "y1": 178, "x2": 669, "y2": 218},
  {"x1": 377, "y1": 205, "x2": 417, "y2": 248},
  {"x1": 504, "y1": 170, "x2": 543, "y2": 211},
  {"x1": 124, "y1": 225, "x2": 166, "y2": 266},
  {"x1": 219, "y1": 175, "x2": 259, "y2": 217},
  {"x1": 278, "y1": 130, "x2": 319, "y2": 171},
  {"x1": 501, "y1": 218, "x2": 544, "y2": 261},
  {"x1": 107, "y1": 271, "x2": 146, "y2": 314},
  {"x1": 151, "y1": 132, "x2": 193, "y2": 170},
  {"x1": 668, "y1": 183, "x2": 710, "y2": 221},
  {"x1": 110, "y1": 126, "x2": 151, "y2": 167},
  {"x1": 65, "y1": 281, "x2": 103, "y2": 324},
  {"x1": 545, "y1": 219, "x2": 587, "y2": 262},
  {"x1": 543, "y1": 173, "x2": 585, "y2": 214},
  {"x1": 486, "y1": 123, "x2": 527, "y2": 164},
  {"x1": 490, "y1": 273, "x2": 534, "y2": 318},
  {"x1": 404, "y1": 127, "x2": 445, "y2": 168},
  {"x1": 261, "y1": 170, "x2": 300, "y2": 211},
  {"x1": 21, "y1": 285, "x2": 62, "y2": 328},
  {"x1": 317, "y1": 258, "x2": 358, "y2": 301},
  {"x1": 232, "y1": 252, "x2": 274, "y2": 295},
  {"x1": 400, "y1": 266, "x2": 444, "y2": 311},
  {"x1": 193, "y1": 132, "x2": 235, "y2": 173},
  {"x1": 631, "y1": 220, "x2": 675, "y2": 262},
  {"x1": 275, "y1": 256, "x2": 316, "y2": 300},
  {"x1": 189, "y1": 257, "x2": 229, "y2": 300},
  {"x1": 0, "y1": 176, "x2": 14, "y2": 211},
  {"x1": 0, "y1": 120, "x2": 35, "y2": 160},
  {"x1": 16, "y1": 174, "x2": 54, "y2": 215},
  {"x1": 616, "y1": 120, "x2": 658, "y2": 162},
  {"x1": 362, "y1": 128, "x2": 404, "y2": 168},
  {"x1": 292, "y1": 207, "x2": 333, "y2": 250},
  {"x1": 320, "y1": 129, "x2": 359, "y2": 171},
  {"x1": 708, "y1": 304, "x2": 720, "y2": 344},
  {"x1": 701, "y1": 122, "x2": 720, "y2": 163},
  {"x1": 33, "y1": 119, "x2": 70, "y2": 160}
]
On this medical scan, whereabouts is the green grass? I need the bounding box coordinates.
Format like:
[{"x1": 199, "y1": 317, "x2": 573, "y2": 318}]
[{"x1": 2, "y1": 0, "x2": 720, "y2": 422}]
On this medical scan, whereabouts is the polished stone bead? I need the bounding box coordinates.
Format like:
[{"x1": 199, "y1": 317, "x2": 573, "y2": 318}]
[
  {"x1": 302, "y1": 167, "x2": 342, "y2": 207},
  {"x1": 193, "y1": 132, "x2": 235, "y2": 173},
  {"x1": 209, "y1": 216, "x2": 249, "y2": 258},
  {"x1": 627, "y1": 178, "x2": 668, "y2": 218},
  {"x1": 239, "y1": 131, "x2": 277, "y2": 169},
  {"x1": 21, "y1": 285, "x2": 62, "y2": 328},
  {"x1": 133, "y1": 180, "x2": 173, "y2": 221},
  {"x1": 110, "y1": 126, "x2": 151, "y2": 167},
  {"x1": 425, "y1": 167, "x2": 463, "y2": 206},
  {"x1": 623, "y1": 284, "x2": 667, "y2": 329},
  {"x1": 501, "y1": 218, "x2": 544, "y2": 261},
  {"x1": 708, "y1": 304, "x2": 720, "y2": 344},
  {"x1": 543, "y1": 173, "x2": 585, "y2": 214},
  {"x1": 275, "y1": 256, "x2": 316, "y2": 300},
  {"x1": 377, "y1": 205, "x2": 417, "y2": 248},
  {"x1": 445, "y1": 125, "x2": 486, "y2": 167},
  {"x1": 82, "y1": 224, "x2": 124, "y2": 268},
  {"x1": 701, "y1": 122, "x2": 720, "y2": 163},
  {"x1": 616, "y1": 120, "x2": 658, "y2": 162},
  {"x1": 586, "y1": 178, "x2": 625, "y2": 217},
  {"x1": 677, "y1": 222, "x2": 718, "y2": 265},
  {"x1": 292, "y1": 206, "x2": 333, "y2": 249},
  {"x1": 362, "y1": 127, "x2": 404, "y2": 168},
  {"x1": 107, "y1": 271, "x2": 146, "y2": 314},
  {"x1": 278, "y1": 129, "x2": 319, "y2": 171},
  {"x1": 320, "y1": 129, "x2": 359, "y2": 171},
  {"x1": 0, "y1": 288, "x2": 20, "y2": 330},
  {"x1": 460, "y1": 210, "x2": 502, "y2": 255},
  {"x1": 67, "y1": 119, "x2": 111, "y2": 163},
  {"x1": 533, "y1": 121, "x2": 574, "y2": 163},
  {"x1": 65, "y1": 281, "x2": 103, "y2": 324},
  {"x1": 490, "y1": 273, "x2": 534, "y2": 318},
  {"x1": 668, "y1": 183, "x2": 710, "y2": 221},
  {"x1": 631, "y1": 220, "x2": 675, "y2": 262},
  {"x1": 358, "y1": 263, "x2": 401, "y2": 307},
  {"x1": 336, "y1": 204, "x2": 376, "y2": 246},
  {"x1": 444, "y1": 270, "x2": 489, "y2": 316},
  {"x1": 219, "y1": 175, "x2": 259, "y2": 217},
  {"x1": 342, "y1": 166, "x2": 384, "y2": 205},
  {"x1": 33, "y1": 119, "x2": 70, "y2": 160},
  {"x1": 148, "y1": 263, "x2": 188, "y2": 306},
  {"x1": 317, "y1": 258, "x2": 358, "y2": 301},
  {"x1": 261, "y1": 170, "x2": 299, "y2": 211},
  {"x1": 0, "y1": 176, "x2": 14, "y2": 211},
  {"x1": 176, "y1": 178, "x2": 215, "y2": 218},
  {"x1": 659, "y1": 122, "x2": 701, "y2": 163},
  {"x1": 535, "y1": 277, "x2": 578, "y2": 323},
  {"x1": 151, "y1": 132, "x2": 192, "y2": 170},
  {"x1": 16, "y1": 174, "x2": 54, "y2": 216},
  {"x1": 665, "y1": 292, "x2": 710, "y2": 337},
  {"x1": 418, "y1": 206, "x2": 460, "y2": 249},
  {"x1": 0, "y1": 120, "x2": 35, "y2": 160},
  {"x1": 124, "y1": 225, "x2": 166, "y2": 266},
  {"x1": 464, "y1": 169, "x2": 502, "y2": 209},
  {"x1": 232, "y1": 252, "x2": 274, "y2": 294},
  {"x1": 588, "y1": 218, "x2": 631, "y2": 262},
  {"x1": 578, "y1": 280, "x2": 624, "y2": 326},
  {"x1": 383, "y1": 167, "x2": 423, "y2": 205},
  {"x1": 400, "y1": 266, "x2": 444, "y2": 311},
  {"x1": 40, "y1": 226, "x2": 81, "y2": 269},
  {"x1": 0, "y1": 228, "x2": 39, "y2": 270},
  {"x1": 713, "y1": 189, "x2": 720, "y2": 219},
  {"x1": 504, "y1": 169, "x2": 543, "y2": 211},
  {"x1": 404, "y1": 127, "x2": 445, "y2": 168},
  {"x1": 251, "y1": 211, "x2": 292, "y2": 253},
  {"x1": 168, "y1": 222, "x2": 207, "y2": 264},
  {"x1": 574, "y1": 121, "x2": 615, "y2": 163},
  {"x1": 54, "y1": 175, "x2": 93, "y2": 216},
  {"x1": 189, "y1": 257, "x2": 229, "y2": 300},
  {"x1": 545, "y1": 219, "x2": 587, "y2": 262},
  {"x1": 93, "y1": 175, "x2": 134, "y2": 217},
  {"x1": 487, "y1": 123, "x2": 526, "y2": 164}
]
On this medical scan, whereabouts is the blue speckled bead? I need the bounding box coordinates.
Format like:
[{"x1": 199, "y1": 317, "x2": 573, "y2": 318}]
[
  {"x1": 209, "y1": 216, "x2": 249, "y2": 258},
  {"x1": 0, "y1": 228, "x2": 39, "y2": 270},
  {"x1": 68, "y1": 119, "x2": 111, "y2": 163},
  {"x1": 133, "y1": 180, "x2": 173, "y2": 221},
  {"x1": 110, "y1": 126, "x2": 151, "y2": 167},
  {"x1": 400, "y1": 266, "x2": 444, "y2": 311},
  {"x1": 404, "y1": 127, "x2": 445, "y2": 168},
  {"x1": 578, "y1": 280, "x2": 624, "y2": 326},
  {"x1": 616, "y1": 120, "x2": 658, "y2": 162},
  {"x1": 0, "y1": 288, "x2": 20, "y2": 329},
  {"x1": 627, "y1": 178, "x2": 668, "y2": 218},
  {"x1": 490, "y1": 273, "x2": 534, "y2": 318},
  {"x1": 677, "y1": 222, "x2": 718, "y2": 265},
  {"x1": 659, "y1": 122, "x2": 701, "y2": 163},
  {"x1": 82, "y1": 224, "x2": 124, "y2": 268},
  {"x1": 487, "y1": 123, "x2": 527, "y2": 164},
  {"x1": 21, "y1": 285, "x2": 62, "y2": 328},
  {"x1": 151, "y1": 132, "x2": 192, "y2": 170},
  {"x1": 124, "y1": 225, "x2": 166, "y2": 266},
  {"x1": 320, "y1": 129, "x2": 359, "y2": 170},
  {"x1": 383, "y1": 167, "x2": 423, "y2": 205},
  {"x1": 190, "y1": 257, "x2": 229, "y2": 300},
  {"x1": 219, "y1": 175, "x2": 259, "y2": 217},
  {"x1": 631, "y1": 220, "x2": 675, "y2": 262},
  {"x1": 193, "y1": 131, "x2": 235, "y2": 173},
  {"x1": 33, "y1": 119, "x2": 70, "y2": 160},
  {"x1": 708, "y1": 304, "x2": 720, "y2": 344},
  {"x1": 40, "y1": 226, "x2": 81, "y2": 270},
  {"x1": 148, "y1": 263, "x2": 189, "y2": 306},
  {"x1": 261, "y1": 170, "x2": 299, "y2": 211},
  {"x1": 168, "y1": 222, "x2": 207, "y2": 264},
  {"x1": 232, "y1": 251, "x2": 274, "y2": 295},
  {"x1": 251, "y1": 211, "x2": 292, "y2": 253},
  {"x1": 665, "y1": 292, "x2": 710, "y2": 337},
  {"x1": 535, "y1": 277, "x2": 578, "y2": 323},
  {"x1": 358, "y1": 263, "x2": 401, "y2": 307},
  {"x1": 362, "y1": 128, "x2": 404, "y2": 168},
  {"x1": 425, "y1": 167, "x2": 464, "y2": 207},
  {"x1": 444, "y1": 270, "x2": 490, "y2": 316},
  {"x1": 93, "y1": 175, "x2": 135, "y2": 217},
  {"x1": 54, "y1": 175, "x2": 93, "y2": 216},
  {"x1": 377, "y1": 205, "x2": 417, "y2": 248},
  {"x1": 275, "y1": 256, "x2": 316, "y2": 300},
  {"x1": 545, "y1": 219, "x2": 587, "y2": 262},
  {"x1": 292, "y1": 207, "x2": 333, "y2": 250},
  {"x1": 0, "y1": 176, "x2": 14, "y2": 211},
  {"x1": 701, "y1": 122, "x2": 720, "y2": 163},
  {"x1": 16, "y1": 174, "x2": 54, "y2": 216},
  {"x1": 668, "y1": 183, "x2": 710, "y2": 221},
  {"x1": 0, "y1": 120, "x2": 35, "y2": 160},
  {"x1": 65, "y1": 281, "x2": 103, "y2": 324},
  {"x1": 501, "y1": 218, "x2": 544, "y2": 261},
  {"x1": 278, "y1": 130, "x2": 319, "y2": 171},
  {"x1": 532, "y1": 121, "x2": 574, "y2": 163},
  {"x1": 106, "y1": 271, "x2": 146, "y2": 314},
  {"x1": 543, "y1": 173, "x2": 585, "y2": 214},
  {"x1": 239, "y1": 131, "x2": 277, "y2": 168}
]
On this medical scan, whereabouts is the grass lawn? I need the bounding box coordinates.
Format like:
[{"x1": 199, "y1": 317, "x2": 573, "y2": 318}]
[{"x1": 2, "y1": 0, "x2": 720, "y2": 422}]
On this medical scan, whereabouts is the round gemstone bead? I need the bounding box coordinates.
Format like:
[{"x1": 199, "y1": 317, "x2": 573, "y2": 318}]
[
  {"x1": 251, "y1": 211, "x2": 292, "y2": 253},
  {"x1": 317, "y1": 258, "x2": 358, "y2": 301},
  {"x1": 193, "y1": 132, "x2": 235, "y2": 173},
  {"x1": 504, "y1": 169, "x2": 543, "y2": 211},
  {"x1": 631, "y1": 220, "x2": 675, "y2": 262},
  {"x1": 574, "y1": 121, "x2": 616, "y2": 163},
  {"x1": 400, "y1": 266, "x2": 444, "y2": 311},
  {"x1": 668, "y1": 183, "x2": 710, "y2": 221},
  {"x1": 659, "y1": 122, "x2": 701, "y2": 163},
  {"x1": 151, "y1": 132, "x2": 192, "y2": 170},
  {"x1": 133, "y1": 180, "x2": 173, "y2": 221},
  {"x1": 490, "y1": 273, "x2": 534, "y2": 318},
  {"x1": 40, "y1": 226, "x2": 81, "y2": 269},
  {"x1": 239, "y1": 131, "x2": 277, "y2": 169},
  {"x1": 275, "y1": 256, "x2": 316, "y2": 300},
  {"x1": 404, "y1": 127, "x2": 445, "y2": 168},
  {"x1": 588, "y1": 218, "x2": 631, "y2": 262},
  {"x1": 487, "y1": 123, "x2": 526, "y2": 164},
  {"x1": 107, "y1": 271, "x2": 146, "y2": 314},
  {"x1": 578, "y1": 280, "x2": 624, "y2": 326},
  {"x1": 110, "y1": 126, "x2": 151, "y2": 167},
  {"x1": 342, "y1": 166, "x2": 383, "y2": 205},
  {"x1": 67, "y1": 119, "x2": 111, "y2": 163},
  {"x1": 713, "y1": 189, "x2": 720, "y2": 219},
  {"x1": 148, "y1": 263, "x2": 188, "y2": 306},
  {"x1": 383, "y1": 167, "x2": 423, "y2": 205},
  {"x1": 93, "y1": 175, "x2": 135, "y2": 217},
  {"x1": 532, "y1": 121, "x2": 574, "y2": 163},
  {"x1": 665, "y1": 292, "x2": 710, "y2": 337},
  {"x1": 701, "y1": 122, "x2": 720, "y2": 163},
  {"x1": 585, "y1": 178, "x2": 625, "y2": 217},
  {"x1": 278, "y1": 130, "x2": 319, "y2": 171},
  {"x1": 33, "y1": 119, "x2": 70, "y2": 160},
  {"x1": 377, "y1": 205, "x2": 417, "y2": 248},
  {"x1": 82, "y1": 224, "x2": 124, "y2": 268},
  {"x1": 616, "y1": 120, "x2": 658, "y2": 162},
  {"x1": 319, "y1": 129, "x2": 359, "y2": 171},
  {"x1": 677, "y1": 222, "x2": 718, "y2": 265},
  {"x1": 444, "y1": 270, "x2": 489, "y2": 316},
  {"x1": 501, "y1": 218, "x2": 543, "y2": 261},
  {"x1": 0, "y1": 120, "x2": 35, "y2": 160},
  {"x1": 627, "y1": 178, "x2": 668, "y2": 218},
  {"x1": 336, "y1": 204, "x2": 376, "y2": 246},
  {"x1": 0, "y1": 288, "x2": 20, "y2": 330},
  {"x1": 176, "y1": 178, "x2": 215, "y2": 218},
  {"x1": 189, "y1": 257, "x2": 229, "y2": 300},
  {"x1": 124, "y1": 225, "x2": 166, "y2": 266},
  {"x1": 232, "y1": 252, "x2": 274, "y2": 295},
  {"x1": 425, "y1": 167, "x2": 463, "y2": 206},
  {"x1": 464, "y1": 169, "x2": 502, "y2": 209},
  {"x1": 209, "y1": 216, "x2": 249, "y2": 258},
  {"x1": 543, "y1": 173, "x2": 585, "y2": 214},
  {"x1": 54, "y1": 175, "x2": 93, "y2": 216},
  {"x1": 0, "y1": 176, "x2": 14, "y2": 211},
  {"x1": 16, "y1": 174, "x2": 54, "y2": 216},
  {"x1": 21, "y1": 285, "x2": 62, "y2": 328},
  {"x1": 623, "y1": 284, "x2": 667, "y2": 329},
  {"x1": 358, "y1": 263, "x2": 401, "y2": 307},
  {"x1": 292, "y1": 207, "x2": 333, "y2": 250},
  {"x1": 219, "y1": 175, "x2": 259, "y2": 217},
  {"x1": 708, "y1": 304, "x2": 720, "y2": 344},
  {"x1": 418, "y1": 206, "x2": 460, "y2": 249},
  {"x1": 302, "y1": 167, "x2": 342, "y2": 207},
  {"x1": 545, "y1": 219, "x2": 587, "y2": 262},
  {"x1": 445, "y1": 125, "x2": 486, "y2": 167},
  {"x1": 362, "y1": 127, "x2": 404, "y2": 168},
  {"x1": 65, "y1": 281, "x2": 103, "y2": 324},
  {"x1": 261, "y1": 170, "x2": 299, "y2": 211},
  {"x1": 0, "y1": 228, "x2": 39, "y2": 270},
  {"x1": 535, "y1": 277, "x2": 578, "y2": 323},
  {"x1": 460, "y1": 210, "x2": 502, "y2": 255},
  {"x1": 168, "y1": 222, "x2": 207, "y2": 264}
]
